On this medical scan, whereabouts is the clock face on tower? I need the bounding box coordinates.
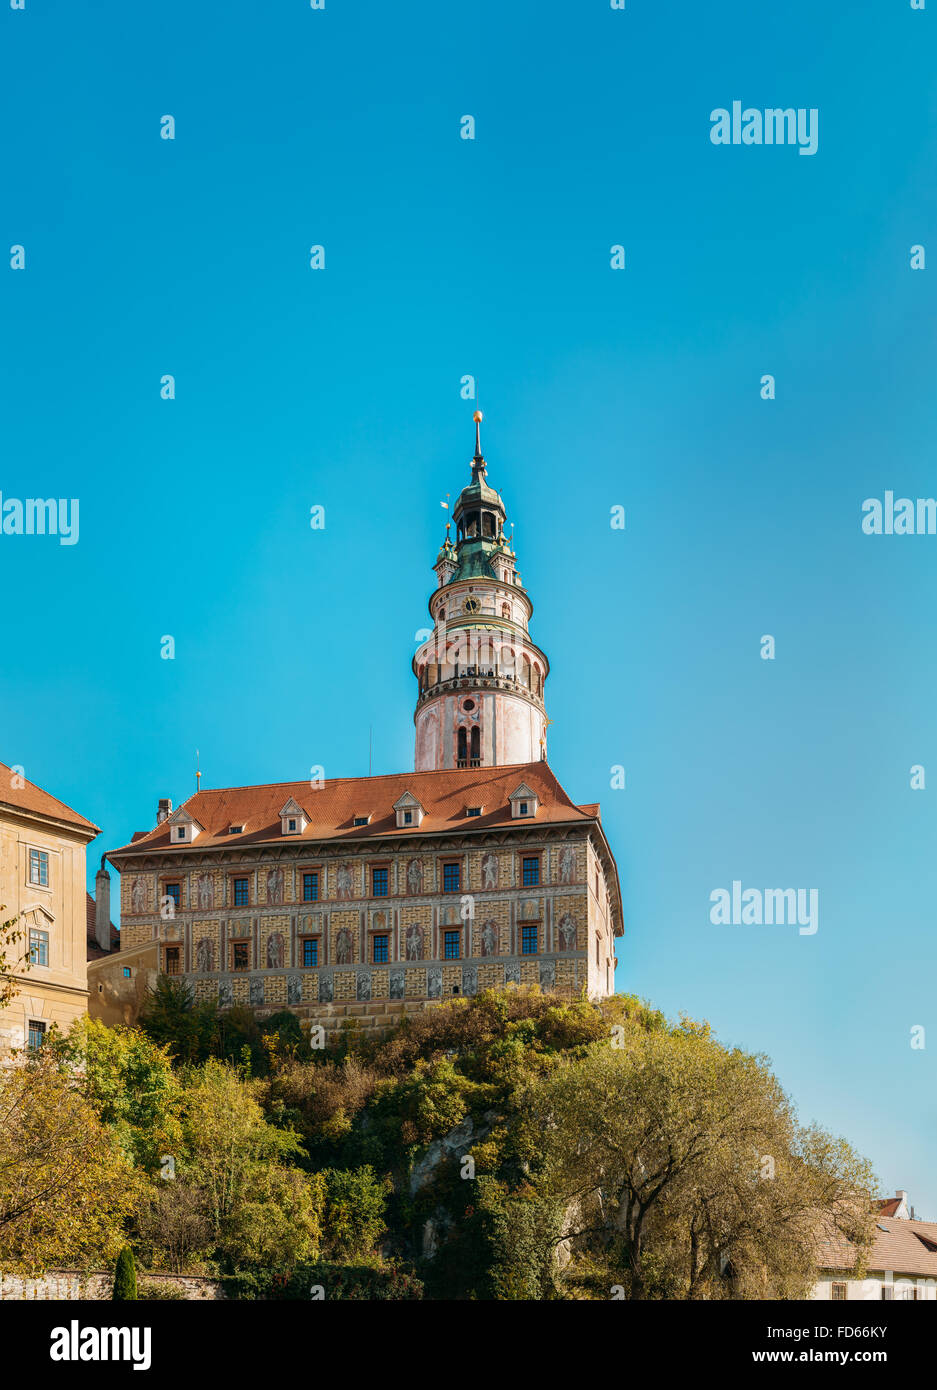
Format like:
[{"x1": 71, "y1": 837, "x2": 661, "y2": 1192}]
[{"x1": 463, "y1": 596, "x2": 481, "y2": 614}]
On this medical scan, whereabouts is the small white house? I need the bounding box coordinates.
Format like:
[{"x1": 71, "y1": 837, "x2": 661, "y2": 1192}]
[{"x1": 814, "y1": 1192, "x2": 937, "y2": 1301}]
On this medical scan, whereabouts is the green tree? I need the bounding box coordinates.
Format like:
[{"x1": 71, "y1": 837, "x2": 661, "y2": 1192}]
[
  {"x1": 320, "y1": 1166, "x2": 388, "y2": 1260},
  {"x1": 136, "y1": 1179, "x2": 212, "y2": 1274},
  {"x1": 177, "y1": 1058, "x2": 325, "y2": 1269},
  {"x1": 225, "y1": 1165, "x2": 325, "y2": 1270},
  {"x1": 522, "y1": 1019, "x2": 876, "y2": 1299},
  {"x1": 138, "y1": 975, "x2": 217, "y2": 1065},
  {"x1": 112, "y1": 1245, "x2": 137, "y2": 1300},
  {"x1": 51, "y1": 1018, "x2": 182, "y2": 1171},
  {"x1": 0, "y1": 1049, "x2": 137, "y2": 1273}
]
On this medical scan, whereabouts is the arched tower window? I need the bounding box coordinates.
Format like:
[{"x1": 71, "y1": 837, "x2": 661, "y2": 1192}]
[
  {"x1": 470, "y1": 726, "x2": 481, "y2": 766},
  {"x1": 457, "y1": 727, "x2": 468, "y2": 767}
]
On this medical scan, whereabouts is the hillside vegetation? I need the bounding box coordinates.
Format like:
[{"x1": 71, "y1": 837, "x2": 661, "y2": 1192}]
[{"x1": 0, "y1": 985, "x2": 875, "y2": 1299}]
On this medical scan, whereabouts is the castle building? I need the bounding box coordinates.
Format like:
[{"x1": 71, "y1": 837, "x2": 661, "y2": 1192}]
[
  {"x1": 107, "y1": 418, "x2": 623, "y2": 1037},
  {"x1": 0, "y1": 763, "x2": 101, "y2": 1052}
]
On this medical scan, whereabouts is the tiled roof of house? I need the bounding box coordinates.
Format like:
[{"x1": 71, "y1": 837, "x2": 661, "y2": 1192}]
[
  {"x1": 817, "y1": 1216, "x2": 937, "y2": 1279},
  {"x1": 0, "y1": 761, "x2": 99, "y2": 834},
  {"x1": 109, "y1": 761, "x2": 597, "y2": 856},
  {"x1": 85, "y1": 890, "x2": 119, "y2": 961},
  {"x1": 875, "y1": 1197, "x2": 904, "y2": 1218}
]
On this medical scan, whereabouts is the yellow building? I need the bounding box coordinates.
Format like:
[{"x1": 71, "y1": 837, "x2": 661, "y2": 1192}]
[{"x1": 0, "y1": 762, "x2": 100, "y2": 1052}]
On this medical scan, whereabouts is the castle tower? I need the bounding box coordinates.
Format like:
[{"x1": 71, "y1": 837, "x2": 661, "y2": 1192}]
[{"x1": 413, "y1": 413, "x2": 550, "y2": 771}]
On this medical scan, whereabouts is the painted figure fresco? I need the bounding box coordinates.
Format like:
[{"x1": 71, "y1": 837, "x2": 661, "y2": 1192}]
[
  {"x1": 197, "y1": 873, "x2": 214, "y2": 909},
  {"x1": 266, "y1": 867, "x2": 284, "y2": 905}
]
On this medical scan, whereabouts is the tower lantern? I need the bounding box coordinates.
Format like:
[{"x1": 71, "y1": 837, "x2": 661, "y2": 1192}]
[{"x1": 412, "y1": 415, "x2": 550, "y2": 771}]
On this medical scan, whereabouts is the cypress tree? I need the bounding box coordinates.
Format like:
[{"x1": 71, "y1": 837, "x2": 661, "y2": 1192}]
[{"x1": 112, "y1": 1245, "x2": 137, "y2": 1300}]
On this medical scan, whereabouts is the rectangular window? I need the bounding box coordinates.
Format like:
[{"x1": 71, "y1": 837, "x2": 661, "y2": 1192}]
[
  {"x1": 522, "y1": 856, "x2": 540, "y2": 886},
  {"x1": 232, "y1": 942, "x2": 249, "y2": 971},
  {"x1": 165, "y1": 883, "x2": 181, "y2": 909},
  {"x1": 353, "y1": 816, "x2": 368, "y2": 827},
  {"x1": 373, "y1": 934, "x2": 389, "y2": 963},
  {"x1": 443, "y1": 862, "x2": 461, "y2": 893},
  {"x1": 466, "y1": 806, "x2": 481, "y2": 817},
  {"x1": 123, "y1": 967, "x2": 132, "y2": 978},
  {"x1": 27, "y1": 1019, "x2": 46, "y2": 1051},
  {"x1": 521, "y1": 924, "x2": 539, "y2": 955},
  {"x1": 518, "y1": 801, "x2": 528, "y2": 816},
  {"x1": 403, "y1": 810, "x2": 412, "y2": 825},
  {"x1": 303, "y1": 938, "x2": 318, "y2": 967},
  {"x1": 444, "y1": 930, "x2": 460, "y2": 960},
  {"x1": 164, "y1": 946, "x2": 181, "y2": 976},
  {"x1": 29, "y1": 929, "x2": 49, "y2": 967},
  {"x1": 233, "y1": 878, "x2": 249, "y2": 906},
  {"x1": 288, "y1": 818, "x2": 297, "y2": 832},
  {"x1": 831, "y1": 1282, "x2": 847, "y2": 1301},
  {"x1": 302, "y1": 871, "x2": 319, "y2": 902},
  {"x1": 372, "y1": 867, "x2": 389, "y2": 897},
  {"x1": 28, "y1": 849, "x2": 49, "y2": 887},
  {"x1": 176, "y1": 826, "x2": 186, "y2": 840}
]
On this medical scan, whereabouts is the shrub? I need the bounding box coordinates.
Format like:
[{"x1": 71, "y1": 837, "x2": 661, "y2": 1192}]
[{"x1": 112, "y1": 1245, "x2": 137, "y2": 1300}]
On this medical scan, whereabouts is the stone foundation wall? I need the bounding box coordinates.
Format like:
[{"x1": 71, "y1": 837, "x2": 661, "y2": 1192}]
[{"x1": 0, "y1": 1271, "x2": 224, "y2": 1300}]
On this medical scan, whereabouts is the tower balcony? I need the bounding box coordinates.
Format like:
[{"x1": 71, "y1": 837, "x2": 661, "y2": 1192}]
[{"x1": 415, "y1": 672, "x2": 546, "y2": 711}]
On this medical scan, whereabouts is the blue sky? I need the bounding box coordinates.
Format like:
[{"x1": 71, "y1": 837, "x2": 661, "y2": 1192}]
[{"x1": 2, "y1": 1, "x2": 936, "y2": 1216}]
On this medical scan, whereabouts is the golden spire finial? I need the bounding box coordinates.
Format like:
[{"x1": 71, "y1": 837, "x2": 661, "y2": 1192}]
[{"x1": 473, "y1": 409, "x2": 483, "y2": 461}]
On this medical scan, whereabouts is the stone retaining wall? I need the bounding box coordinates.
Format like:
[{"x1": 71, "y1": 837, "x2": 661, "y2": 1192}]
[{"x1": 0, "y1": 1270, "x2": 224, "y2": 1300}]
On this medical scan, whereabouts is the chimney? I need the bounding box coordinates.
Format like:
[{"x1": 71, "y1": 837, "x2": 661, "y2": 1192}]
[
  {"x1": 95, "y1": 856, "x2": 112, "y2": 953},
  {"x1": 157, "y1": 797, "x2": 172, "y2": 825}
]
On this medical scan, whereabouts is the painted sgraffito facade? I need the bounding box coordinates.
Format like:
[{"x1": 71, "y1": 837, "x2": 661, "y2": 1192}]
[{"x1": 107, "y1": 418, "x2": 624, "y2": 1039}]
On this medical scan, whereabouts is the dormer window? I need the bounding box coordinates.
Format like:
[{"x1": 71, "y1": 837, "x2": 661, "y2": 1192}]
[
  {"x1": 167, "y1": 808, "x2": 203, "y2": 844},
  {"x1": 509, "y1": 783, "x2": 539, "y2": 819},
  {"x1": 466, "y1": 806, "x2": 482, "y2": 817},
  {"x1": 393, "y1": 791, "x2": 425, "y2": 829},
  {"x1": 279, "y1": 797, "x2": 307, "y2": 836},
  {"x1": 229, "y1": 825, "x2": 244, "y2": 835},
  {"x1": 353, "y1": 815, "x2": 370, "y2": 827}
]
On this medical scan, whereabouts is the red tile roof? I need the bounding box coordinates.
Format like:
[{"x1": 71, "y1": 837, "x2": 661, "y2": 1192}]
[
  {"x1": 110, "y1": 761, "x2": 597, "y2": 855},
  {"x1": 0, "y1": 761, "x2": 99, "y2": 834},
  {"x1": 875, "y1": 1197, "x2": 903, "y2": 1218},
  {"x1": 817, "y1": 1216, "x2": 937, "y2": 1279}
]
